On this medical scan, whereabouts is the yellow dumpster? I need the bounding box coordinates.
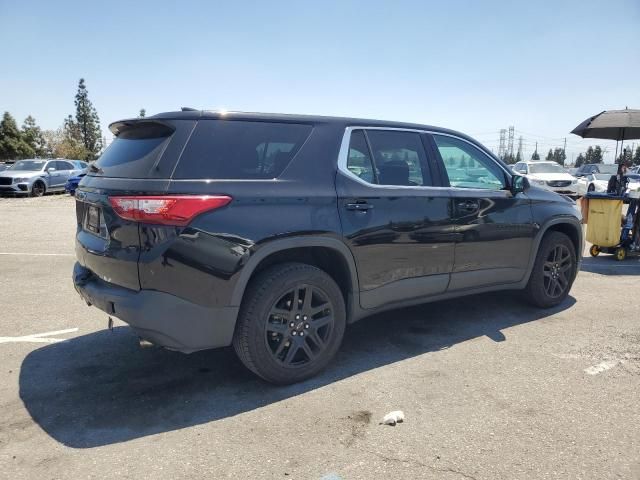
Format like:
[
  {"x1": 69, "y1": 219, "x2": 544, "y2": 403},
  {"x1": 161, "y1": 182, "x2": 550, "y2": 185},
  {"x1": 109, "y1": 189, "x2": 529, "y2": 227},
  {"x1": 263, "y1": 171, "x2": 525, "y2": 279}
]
[{"x1": 586, "y1": 198, "x2": 622, "y2": 247}]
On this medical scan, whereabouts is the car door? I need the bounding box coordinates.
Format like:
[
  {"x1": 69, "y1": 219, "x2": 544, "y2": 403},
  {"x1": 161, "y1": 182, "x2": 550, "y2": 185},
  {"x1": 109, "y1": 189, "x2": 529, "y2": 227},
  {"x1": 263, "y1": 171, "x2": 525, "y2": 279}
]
[
  {"x1": 56, "y1": 160, "x2": 75, "y2": 186},
  {"x1": 429, "y1": 133, "x2": 535, "y2": 291},
  {"x1": 44, "y1": 161, "x2": 60, "y2": 188},
  {"x1": 336, "y1": 127, "x2": 456, "y2": 310}
]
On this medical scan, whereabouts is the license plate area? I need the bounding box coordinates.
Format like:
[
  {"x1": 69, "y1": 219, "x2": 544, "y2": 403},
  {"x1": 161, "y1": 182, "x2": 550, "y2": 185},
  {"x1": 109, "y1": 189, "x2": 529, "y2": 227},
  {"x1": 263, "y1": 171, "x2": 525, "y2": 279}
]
[{"x1": 84, "y1": 204, "x2": 108, "y2": 238}]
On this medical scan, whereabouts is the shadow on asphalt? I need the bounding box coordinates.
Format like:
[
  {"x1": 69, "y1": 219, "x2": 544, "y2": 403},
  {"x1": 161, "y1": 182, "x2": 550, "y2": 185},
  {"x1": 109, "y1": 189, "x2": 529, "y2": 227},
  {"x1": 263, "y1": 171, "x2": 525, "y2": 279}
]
[
  {"x1": 20, "y1": 292, "x2": 575, "y2": 448},
  {"x1": 580, "y1": 257, "x2": 640, "y2": 276}
]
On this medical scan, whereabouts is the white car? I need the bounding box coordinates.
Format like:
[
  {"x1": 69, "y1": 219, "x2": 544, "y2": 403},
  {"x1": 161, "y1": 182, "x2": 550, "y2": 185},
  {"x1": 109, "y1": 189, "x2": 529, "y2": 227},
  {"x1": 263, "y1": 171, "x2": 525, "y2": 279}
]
[
  {"x1": 576, "y1": 173, "x2": 610, "y2": 195},
  {"x1": 576, "y1": 172, "x2": 640, "y2": 196},
  {"x1": 512, "y1": 161, "x2": 578, "y2": 196}
]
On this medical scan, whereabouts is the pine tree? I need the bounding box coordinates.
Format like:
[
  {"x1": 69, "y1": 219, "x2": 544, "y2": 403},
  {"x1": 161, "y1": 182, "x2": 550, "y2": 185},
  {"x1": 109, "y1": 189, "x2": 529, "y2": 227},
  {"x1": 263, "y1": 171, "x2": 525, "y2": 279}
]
[
  {"x1": 552, "y1": 147, "x2": 566, "y2": 166},
  {"x1": 61, "y1": 115, "x2": 89, "y2": 159},
  {"x1": 545, "y1": 149, "x2": 554, "y2": 161},
  {"x1": 139, "y1": 109, "x2": 146, "y2": 118},
  {"x1": 22, "y1": 115, "x2": 46, "y2": 157},
  {"x1": 575, "y1": 153, "x2": 586, "y2": 167},
  {"x1": 74, "y1": 78, "x2": 103, "y2": 159},
  {"x1": 592, "y1": 146, "x2": 603, "y2": 164},
  {"x1": 515, "y1": 151, "x2": 522, "y2": 163},
  {"x1": 633, "y1": 146, "x2": 640, "y2": 166},
  {"x1": 0, "y1": 112, "x2": 34, "y2": 160},
  {"x1": 617, "y1": 147, "x2": 633, "y2": 165},
  {"x1": 531, "y1": 150, "x2": 540, "y2": 160}
]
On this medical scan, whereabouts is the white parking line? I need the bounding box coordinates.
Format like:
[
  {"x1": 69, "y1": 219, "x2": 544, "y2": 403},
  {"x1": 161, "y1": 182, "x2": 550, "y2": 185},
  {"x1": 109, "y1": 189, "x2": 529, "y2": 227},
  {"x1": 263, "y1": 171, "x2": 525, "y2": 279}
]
[
  {"x1": 0, "y1": 252, "x2": 74, "y2": 256},
  {"x1": 584, "y1": 360, "x2": 621, "y2": 375},
  {"x1": 0, "y1": 328, "x2": 79, "y2": 344}
]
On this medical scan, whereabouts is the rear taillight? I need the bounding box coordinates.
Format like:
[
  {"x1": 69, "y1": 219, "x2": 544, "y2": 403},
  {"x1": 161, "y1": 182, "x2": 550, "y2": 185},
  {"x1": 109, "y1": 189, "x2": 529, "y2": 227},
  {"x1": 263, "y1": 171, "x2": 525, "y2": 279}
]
[{"x1": 108, "y1": 195, "x2": 232, "y2": 226}]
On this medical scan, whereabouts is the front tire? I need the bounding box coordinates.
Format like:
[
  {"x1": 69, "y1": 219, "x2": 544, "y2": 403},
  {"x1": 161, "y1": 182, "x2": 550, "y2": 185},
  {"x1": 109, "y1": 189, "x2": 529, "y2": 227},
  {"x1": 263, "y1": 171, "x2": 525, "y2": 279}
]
[
  {"x1": 587, "y1": 184, "x2": 595, "y2": 192},
  {"x1": 31, "y1": 181, "x2": 45, "y2": 197},
  {"x1": 233, "y1": 262, "x2": 346, "y2": 385},
  {"x1": 524, "y1": 231, "x2": 577, "y2": 308}
]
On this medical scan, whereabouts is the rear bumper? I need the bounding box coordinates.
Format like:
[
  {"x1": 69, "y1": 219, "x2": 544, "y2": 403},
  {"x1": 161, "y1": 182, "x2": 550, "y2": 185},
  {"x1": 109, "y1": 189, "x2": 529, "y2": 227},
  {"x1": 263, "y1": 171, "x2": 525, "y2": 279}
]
[{"x1": 72, "y1": 262, "x2": 238, "y2": 353}]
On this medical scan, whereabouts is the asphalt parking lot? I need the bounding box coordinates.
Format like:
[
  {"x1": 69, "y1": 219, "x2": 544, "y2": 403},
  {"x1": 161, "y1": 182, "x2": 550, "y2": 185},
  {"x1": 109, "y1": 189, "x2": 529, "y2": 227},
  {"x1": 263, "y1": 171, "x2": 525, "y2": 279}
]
[{"x1": 1, "y1": 194, "x2": 639, "y2": 480}]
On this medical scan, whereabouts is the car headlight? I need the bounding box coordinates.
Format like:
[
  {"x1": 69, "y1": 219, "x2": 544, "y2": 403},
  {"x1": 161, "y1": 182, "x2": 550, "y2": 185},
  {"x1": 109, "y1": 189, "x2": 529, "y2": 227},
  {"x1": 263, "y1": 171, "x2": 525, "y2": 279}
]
[{"x1": 13, "y1": 177, "x2": 30, "y2": 183}]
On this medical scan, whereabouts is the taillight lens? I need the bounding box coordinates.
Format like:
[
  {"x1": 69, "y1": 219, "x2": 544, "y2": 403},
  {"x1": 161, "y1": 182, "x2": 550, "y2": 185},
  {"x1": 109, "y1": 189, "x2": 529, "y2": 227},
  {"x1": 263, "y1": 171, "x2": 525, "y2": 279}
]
[{"x1": 108, "y1": 195, "x2": 232, "y2": 226}]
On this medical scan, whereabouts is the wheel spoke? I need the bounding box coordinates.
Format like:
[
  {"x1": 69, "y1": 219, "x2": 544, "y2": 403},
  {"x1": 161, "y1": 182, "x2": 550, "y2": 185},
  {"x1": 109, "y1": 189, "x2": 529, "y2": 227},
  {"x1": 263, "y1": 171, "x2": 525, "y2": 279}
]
[
  {"x1": 283, "y1": 342, "x2": 299, "y2": 364},
  {"x1": 274, "y1": 337, "x2": 290, "y2": 358},
  {"x1": 312, "y1": 315, "x2": 332, "y2": 330},
  {"x1": 301, "y1": 340, "x2": 315, "y2": 361},
  {"x1": 266, "y1": 321, "x2": 288, "y2": 335},
  {"x1": 310, "y1": 302, "x2": 330, "y2": 317},
  {"x1": 302, "y1": 286, "x2": 312, "y2": 311},
  {"x1": 307, "y1": 329, "x2": 325, "y2": 349},
  {"x1": 292, "y1": 288, "x2": 301, "y2": 312}
]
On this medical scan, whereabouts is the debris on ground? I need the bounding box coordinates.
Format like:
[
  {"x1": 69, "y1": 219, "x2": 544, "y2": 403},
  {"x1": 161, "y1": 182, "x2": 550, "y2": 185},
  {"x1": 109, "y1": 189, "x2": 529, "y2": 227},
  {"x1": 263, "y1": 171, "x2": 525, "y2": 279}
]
[{"x1": 380, "y1": 410, "x2": 405, "y2": 426}]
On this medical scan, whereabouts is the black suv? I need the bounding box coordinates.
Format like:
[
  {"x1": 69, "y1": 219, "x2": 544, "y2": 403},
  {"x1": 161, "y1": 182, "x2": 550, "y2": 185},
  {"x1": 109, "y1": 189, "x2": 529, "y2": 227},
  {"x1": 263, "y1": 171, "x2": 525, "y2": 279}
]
[{"x1": 73, "y1": 110, "x2": 583, "y2": 384}]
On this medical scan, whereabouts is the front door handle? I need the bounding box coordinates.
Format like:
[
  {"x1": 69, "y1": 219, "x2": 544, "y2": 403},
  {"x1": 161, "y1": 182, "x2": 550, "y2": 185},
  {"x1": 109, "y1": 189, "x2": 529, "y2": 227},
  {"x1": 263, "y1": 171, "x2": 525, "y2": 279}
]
[
  {"x1": 457, "y1": 200, "x2": 479, "y2": 212},
  {"x1": 346, "y1": 202, "x2": 374, "y2": 212}
]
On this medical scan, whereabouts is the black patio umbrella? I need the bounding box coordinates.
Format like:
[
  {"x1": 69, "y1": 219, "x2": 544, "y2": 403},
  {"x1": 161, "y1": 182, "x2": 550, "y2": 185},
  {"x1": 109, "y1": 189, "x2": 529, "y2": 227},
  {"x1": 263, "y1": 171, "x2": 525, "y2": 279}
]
[{"x1": 571, "y1": 108, "x2": 640, "y2": 161}]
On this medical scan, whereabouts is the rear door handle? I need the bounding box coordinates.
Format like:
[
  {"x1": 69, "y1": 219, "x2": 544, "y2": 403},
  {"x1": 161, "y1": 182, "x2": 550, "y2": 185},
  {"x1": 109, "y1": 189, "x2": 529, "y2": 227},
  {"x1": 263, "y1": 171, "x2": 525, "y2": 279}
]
[
  {"x1": 457, "y1": 200, "x2": 479, "y2": 212},
  {"x1": 346, "y1": 202, "x2": 374, "y2": 212}
]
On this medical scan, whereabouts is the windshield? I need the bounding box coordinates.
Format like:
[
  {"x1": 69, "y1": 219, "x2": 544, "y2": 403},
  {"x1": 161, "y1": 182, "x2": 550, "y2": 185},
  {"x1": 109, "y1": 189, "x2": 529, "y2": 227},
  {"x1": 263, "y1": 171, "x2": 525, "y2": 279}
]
[
  {"x1": 9, "y1": 160, "x2": 46, "y2": 171},
  {"x1": 598, "y1": 164, "x2": 618, "y2": 174},
  {"x1": 593, "y1": 174, "x2": 611, "y2": 181},
  {"x1": 529, "y1": 163, "x2": 564, "y2": 174}
]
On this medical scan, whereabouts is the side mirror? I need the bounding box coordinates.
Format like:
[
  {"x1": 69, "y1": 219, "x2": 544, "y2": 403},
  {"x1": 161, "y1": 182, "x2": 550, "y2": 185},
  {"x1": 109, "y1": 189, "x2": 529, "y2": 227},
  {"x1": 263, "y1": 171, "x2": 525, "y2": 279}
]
[{"x1": 511, "y1": 174, "x2": 529, "y2": 195}]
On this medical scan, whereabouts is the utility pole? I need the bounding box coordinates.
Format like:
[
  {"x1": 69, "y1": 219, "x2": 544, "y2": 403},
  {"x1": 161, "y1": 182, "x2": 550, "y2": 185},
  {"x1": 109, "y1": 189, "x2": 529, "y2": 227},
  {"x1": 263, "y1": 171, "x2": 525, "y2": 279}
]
[
  {"x1": 498, "y1": 129, "x2": 507, "y2": 160},
  {"x1": 517, "y1": 135, "x2": 523, "y2": 161},
  {"x1": 507, "y1": 126, "x2": 515, "y2": 159},
  {"x1": 563, "y1": 137, "x2": 567, "y2": 166}
]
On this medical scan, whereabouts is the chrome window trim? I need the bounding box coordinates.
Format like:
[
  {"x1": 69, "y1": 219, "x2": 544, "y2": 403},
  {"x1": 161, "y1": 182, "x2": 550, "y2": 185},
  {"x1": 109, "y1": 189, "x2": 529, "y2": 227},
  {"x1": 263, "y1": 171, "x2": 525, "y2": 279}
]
[{"x1": 337, "y1": 126, "x2": 512, "y2": 190}]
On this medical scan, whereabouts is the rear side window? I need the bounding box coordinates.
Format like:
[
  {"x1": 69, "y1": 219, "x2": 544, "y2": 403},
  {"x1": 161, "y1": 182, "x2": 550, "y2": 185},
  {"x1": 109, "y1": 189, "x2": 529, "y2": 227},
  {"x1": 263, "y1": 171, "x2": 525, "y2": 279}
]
[
  {"x1": 94, "y1": 122, "x2": 174, "y2": 178},
  {"x1": 173, "y1": 120, "x2": 312, "y2": 180}
]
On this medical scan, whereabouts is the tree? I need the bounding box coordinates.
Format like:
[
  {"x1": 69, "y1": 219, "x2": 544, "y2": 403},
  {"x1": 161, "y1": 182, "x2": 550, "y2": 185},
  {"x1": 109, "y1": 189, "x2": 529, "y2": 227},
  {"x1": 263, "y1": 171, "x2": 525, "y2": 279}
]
[
  {"x1": 22, "y1": 115, "x2": 46, "y2": 157},
  {"x1": 73, "y1": 78, "x2": 103, "y2": 159},
  {"x1": 575, "y1": 153, "x2": 586, "y2": 167},
  {"x1": 515, "y1": 151, "x2": 522, "y2": 163},
  {"x1": 41, "y1": 126, "x2": 88, "y2": 159},
  {"x1": 531, "y1": 150, "x2": 540, "y2": 160},
  {"x1": 617, "y1": 147, "x2": 633, "y2": 165},
  {"x1": 139, "y1": 108, "x2": 146, "y2": 118},
  {"x1": 552, "y1": 147, "x2": 566, "y2": 166},
  {"x1": 545, "y1": 149, "x2": 554, "y2": 161},
  {"x1": 0, "y1": 112, "x2": 34, "y2": 160},
  {"x1": 592, "y1": 145, "x2": 603, "y2": 164},
  {"x1": 633, "y1": 146, "x2": 640, "y2": 166}
]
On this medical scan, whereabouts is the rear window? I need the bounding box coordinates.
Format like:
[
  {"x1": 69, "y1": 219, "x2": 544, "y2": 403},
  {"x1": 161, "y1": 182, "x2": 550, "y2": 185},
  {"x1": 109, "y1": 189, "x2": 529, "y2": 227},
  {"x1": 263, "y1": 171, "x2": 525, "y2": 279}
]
[
  {"x1": 93, "y1": 122, "x2": 174, "y2": 178},
  {"x1": 172, "y1": 120, "x2": 312, "y2": 180}
]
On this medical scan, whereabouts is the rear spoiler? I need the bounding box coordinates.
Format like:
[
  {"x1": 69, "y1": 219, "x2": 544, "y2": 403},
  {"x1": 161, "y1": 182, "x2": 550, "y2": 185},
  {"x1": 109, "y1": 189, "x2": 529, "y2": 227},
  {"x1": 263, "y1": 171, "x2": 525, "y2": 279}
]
[{"x1": 109, "y1": 119, "x2": 175, "y2": 138}]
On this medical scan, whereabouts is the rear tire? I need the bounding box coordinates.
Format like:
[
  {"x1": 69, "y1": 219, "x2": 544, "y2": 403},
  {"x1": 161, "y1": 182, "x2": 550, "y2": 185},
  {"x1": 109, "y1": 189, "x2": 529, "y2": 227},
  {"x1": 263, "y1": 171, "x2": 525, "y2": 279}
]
[
  {"x1": 524, "y1": 231, "x2": 577, "y2": 308},
  {"x1": 233, "y1": 262, "x2": 346, "y2": 385},
  {"x1": 587, "y1": 184, "x2": 595, "y2": 192},
  {"x1": 589, "y1": 245, "x2": 600, "y2": 257}
]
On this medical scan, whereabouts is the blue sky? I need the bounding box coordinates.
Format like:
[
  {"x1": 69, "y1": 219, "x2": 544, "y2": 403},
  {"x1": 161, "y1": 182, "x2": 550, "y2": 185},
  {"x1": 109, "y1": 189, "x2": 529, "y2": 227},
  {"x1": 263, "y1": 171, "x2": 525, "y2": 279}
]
[{"x1": 1, "y1": 0, "x2": 639, "y2": 162}]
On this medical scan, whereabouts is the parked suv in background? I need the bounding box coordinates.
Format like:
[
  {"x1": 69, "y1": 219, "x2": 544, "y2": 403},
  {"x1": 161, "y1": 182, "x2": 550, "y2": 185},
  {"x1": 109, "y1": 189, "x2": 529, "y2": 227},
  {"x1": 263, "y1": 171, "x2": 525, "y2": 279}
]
[
  {"x1": 574, "y1": 163, "x2": 618, "y2": 177},
  {"x1": 73, "y1": 110, "x2": 583, "y2": 384},
  {"x1": 512, "y1": 160, "x2": 578, "y2": 196},
  {"x1": 0, "y1": 158, "x2": 84, "y2": 196}
]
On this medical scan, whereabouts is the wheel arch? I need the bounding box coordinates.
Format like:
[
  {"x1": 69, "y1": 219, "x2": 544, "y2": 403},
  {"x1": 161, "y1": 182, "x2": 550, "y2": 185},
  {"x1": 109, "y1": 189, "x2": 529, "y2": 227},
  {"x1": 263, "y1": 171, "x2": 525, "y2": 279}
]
[
  {"x1": 230, "y1": 237, "x2": 360, "y2": 321},
  {"x1": 523, "y1": 216, "x2": 583, "y2": 285}
]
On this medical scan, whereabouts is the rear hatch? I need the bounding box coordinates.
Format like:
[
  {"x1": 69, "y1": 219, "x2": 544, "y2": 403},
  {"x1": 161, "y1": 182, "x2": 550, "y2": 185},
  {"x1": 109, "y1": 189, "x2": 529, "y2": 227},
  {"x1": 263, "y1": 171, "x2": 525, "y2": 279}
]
[{"x1": 75, "y1": 119, "x2": 195, "y2": 290}]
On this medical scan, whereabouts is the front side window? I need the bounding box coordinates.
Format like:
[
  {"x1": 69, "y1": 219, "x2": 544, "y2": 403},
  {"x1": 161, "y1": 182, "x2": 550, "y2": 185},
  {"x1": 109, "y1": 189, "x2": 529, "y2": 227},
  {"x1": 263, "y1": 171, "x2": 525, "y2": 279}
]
[{"x1": 433, "y1": 135, "x2": 506, "y2": 190}]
